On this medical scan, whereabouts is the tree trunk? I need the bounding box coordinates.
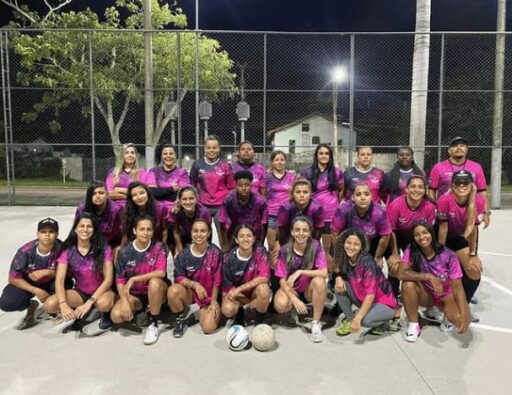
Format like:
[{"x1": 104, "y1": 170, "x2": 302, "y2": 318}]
[{"x1": 409, "y1": 0, "x2": 431, "y2": 169}]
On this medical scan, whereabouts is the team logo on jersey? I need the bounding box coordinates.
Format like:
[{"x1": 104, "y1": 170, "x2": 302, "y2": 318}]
[
  {"x1": 215, "y1": 170, "x2": 226, "y2": 176},
  {"x1": 398, "y1": 217, "x2": 407, "y2": 224}
]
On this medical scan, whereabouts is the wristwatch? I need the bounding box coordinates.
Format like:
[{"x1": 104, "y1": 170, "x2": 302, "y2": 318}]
[{"x1": 88, "y1": 296, "x2": 97, "y2": 303}]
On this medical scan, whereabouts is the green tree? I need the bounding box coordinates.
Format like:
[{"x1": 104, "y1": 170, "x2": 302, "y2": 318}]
[{"x1": 6, "y1": 0, "x2": 237, "y2": 160}]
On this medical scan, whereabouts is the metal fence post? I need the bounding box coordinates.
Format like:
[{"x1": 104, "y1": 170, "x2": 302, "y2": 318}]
[
  {"x1": 263, "y1": 33, "x2": 267, "y2": 154},
  {"x1": 1, "y1": 31, "x2": 13, "y2": 205},
  {"x1": 348, "y1": 34, "x2": 355, "y2": 168},
  {"x1": 177, "y1": 32, "x2": 183, "y2": 165},
  {"x1": 88, "y1": 31, "x2": 97, "y2": 181},
  {"x1": 437, "y1": 33, "x2": 445, "y2": 163},
  {"x1": 195, "y1": 31, "x2": 200, "y2": 159}
]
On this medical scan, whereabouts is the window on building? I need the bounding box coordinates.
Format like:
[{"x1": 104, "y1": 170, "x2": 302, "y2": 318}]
[
  {"x1": 289, "y1": 139, "x2": 296, "y2": 154},
  {"x1": 301, "y1": 123, "x2": 310, "y2": 132},
  {"x1": 311, "y1": 136, "x2": 320, "y2": 145}
]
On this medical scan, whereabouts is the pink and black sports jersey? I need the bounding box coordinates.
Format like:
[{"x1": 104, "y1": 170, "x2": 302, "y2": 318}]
[
  {"x1": 168, "y1": 206, "x2": 212, "y2": 240},
  {"x1": 263, "y1": 171, "x2": 295, "y2": 216},
  {"x1": 274, "y1": 239, "x2": 327, "y2": 293},
  {"x1": 300, "y1": 166, "x2": 344, "y2": 222},
  {"x1": 152, "y1": 200, "x2": 170, "y2": 241},
  {"x1": 190, "y1": 158, "x2": 236, "y2": 207},
  {"x1": 9, "y1": 240, "x2": 61, "y2": 284},
  {"x1": 174, "y1": 244, "x2": 223, "y2": 307},
  {"x1": 115, "y1": 240, "x2": 167, "y2": 295},
  {"x1": 343, "y1": 167, "x2": 385, "y2": 203},
  {"x1": 277, "y1": 199, "x2": 324, "y2": 237},
  {"x1": 74, "y1": 200, "x2": 123, "y2": 243},
  {"x1": 222, "y1": 245, "x2": 270, "y2": 297},
  {"x1": 58, "y1": 245, "x2": 113, "y2": 295},
  {"x1": 331, "y1": 200, "x2": 392, "y2": 240},
  {"x1": 402, "y1": 246, "x2": 462, "y2": 301},
  {"x1": 387, "y1": 195, "x2": 436, "y2": 247},
  {"x1": 146, "y1": 166, "x2": 190, "y2": 211},
  {"x1": 346, "y1": 253, "x2": 397, "y2": 309},
  {"x1": 105, "y1": 168, "x2": 150, "y2": 208},
  {"x1": 437, "y1": 192, "x2": 485, "y2": 237},
  {"x1": 381, "y1": 169, "x2": 426, "y2": 204},
  {"x1": 218, "y1": 191, "x2": 268, "y2": 241},
  {"x1": 429, "y1": 159, "x2": 487, "y2": 197},
  {"x1": 231, "y1": 161, "x2": 267, "y2": 194}
]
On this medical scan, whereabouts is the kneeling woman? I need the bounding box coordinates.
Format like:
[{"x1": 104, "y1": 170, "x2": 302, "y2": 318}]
[
  {"x1": 111, "y1": 215, "x2": 168, "y2": 345},
  {"x1": 333, "y1": 228, "x2": 397, "y2": 336},
  {"x1": 274, "y1": 216, "x2": 328, "y2": 343},
  {"x1": 399, "y1": 221, "x2": 470, "y2": 342},
  {"x1": 43, "y1": 213, "x2": 116, "y2": 331},
  {"x1": 167, "y1": 219, "x2": 223, "y2": 337},
  {"x1": 221, "y1": 225, "x2": 271, "y2": 326}
]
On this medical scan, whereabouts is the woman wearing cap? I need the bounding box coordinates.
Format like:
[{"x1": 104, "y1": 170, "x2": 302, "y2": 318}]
[
  {"x1": 105, "y1": 143, "x2": 150, "y2": 208},
  {"x1": 399, "y1": 221, "x2": 470, "y2": 342},
  {"x1": 0, "y1": 218, "x2": 61, "y2": 330},
  {"x1": 437, "y1": 170, "x2": 485, "y2": 316}
]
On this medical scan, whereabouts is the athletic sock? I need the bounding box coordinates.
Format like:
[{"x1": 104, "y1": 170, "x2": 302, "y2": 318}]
[
  {"x1": 148, "y1": 313, "x2": 159, "y2": 325},
  {"x1": 462, "y1": 276, "x2": 481, "y2": 303}
]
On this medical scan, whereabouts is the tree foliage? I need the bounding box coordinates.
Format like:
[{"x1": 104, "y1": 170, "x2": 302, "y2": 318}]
[{"x1": 7, "y1": 0, "x2": 237, "y2": 159}]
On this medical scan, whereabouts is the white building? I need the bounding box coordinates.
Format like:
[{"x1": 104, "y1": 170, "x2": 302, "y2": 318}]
[{"x1": 268, "y1": 114, "x2": 354, "y2": 154}]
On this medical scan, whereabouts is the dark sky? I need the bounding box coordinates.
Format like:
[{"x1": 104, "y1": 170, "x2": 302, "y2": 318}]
[{"x1": 0, "y1": 0, "x2": 509, "y2": 31}]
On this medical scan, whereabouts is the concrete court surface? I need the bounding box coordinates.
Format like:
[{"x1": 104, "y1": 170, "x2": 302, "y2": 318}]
[{"x1": 0, "y1": 206, "x2": 511, "y2": 395}]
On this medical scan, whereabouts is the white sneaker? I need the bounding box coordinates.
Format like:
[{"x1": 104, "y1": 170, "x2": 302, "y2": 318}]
[
  {"x1": 52, "y1": 318, "x2": 76, "y2": 334},
  {"x1": 470, "y1": 312, "x2": 480, "y2": 323},
  {"x1": 143, "y1": 323, "x2": 160, "y2": 345},
  {"x1": 404, "y1": 322, "x2": 421, "y2": 342},
  {"x1": 440, "y1": 318, "x2": 454, "y2": 332},
  {"x1": 422, "y1": 306, "x2": 443, "y2": 322},
  {"x1": 310, "y1": 320, "x2": 324, "y2": 343}
]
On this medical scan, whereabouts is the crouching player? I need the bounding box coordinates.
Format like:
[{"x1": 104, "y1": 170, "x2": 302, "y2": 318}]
[
  {"x1": 221, "y1": 225, "x2": 271, "y2": 326},
  {"x1": 111, "y1": 215, "x2": 168, "y2": 345},
  {"x1": 0, "y1": 218, "x2": 61, "y2": 329}
]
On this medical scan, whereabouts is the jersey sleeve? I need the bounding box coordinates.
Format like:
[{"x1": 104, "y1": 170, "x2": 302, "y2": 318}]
[
  {"x1": 274, "y1": 248, "x2": 288, "y2": 279},
  {"x1": 428, "y1": 164, "x2": 440, "y2": 191},
  {"x1": 447, "y1": 251, "x2": 463, "y2": 280},
  {"x1": 105, "y1": 169, "x2": 116, "y2": 192},
  {"x1": 173, "y1": 251, "x2": 188, "y2": 283},
  {"x1": 154, "y1": 243, "x2": 168, "y2": 272},
  {"x1": 8, "y1": 246, "x2": 29, "y2": 279},
  {"x1": 330, "y1": 206, "x2": 345, "y2": 234},
  {"x1": 436, "y1": 195, "x2": 449, "y2": 222},
  {"x1": 401, "y1": 245, "x2": 412, "y2": 266}
]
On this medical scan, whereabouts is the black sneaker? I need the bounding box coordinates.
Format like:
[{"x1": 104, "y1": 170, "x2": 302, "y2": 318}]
[
  {"x1": 99, "y1": 313, "x2": 113, "y2": 330},
  {"x1": 254, "y1": 311, "x2": 265, "y2": 325},
  {"x1": 233, "y1": 307, "x2": 246, "y2": 326},
  {"x1": 173, "y1": 314, "x2": 187, "y2": 338}
]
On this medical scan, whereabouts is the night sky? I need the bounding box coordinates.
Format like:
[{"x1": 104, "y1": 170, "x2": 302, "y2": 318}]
[{"x1": 0, "y1": 0, "x2": 509, "y2": 32}]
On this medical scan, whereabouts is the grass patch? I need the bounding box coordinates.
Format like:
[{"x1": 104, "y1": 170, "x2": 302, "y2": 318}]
[{"x1": 0, "y1": 179, "x2": 89, "y2": 188}]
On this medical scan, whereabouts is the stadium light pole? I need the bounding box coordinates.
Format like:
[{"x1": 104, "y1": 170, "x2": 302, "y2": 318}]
[{"x1": 332, "y1": 66, "x2": 347, "y2": 162}]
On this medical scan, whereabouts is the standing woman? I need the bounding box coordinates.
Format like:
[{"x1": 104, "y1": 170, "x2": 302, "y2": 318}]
[
  {"x1": 437, "y1": 170, "x2": 484, "y2": 309},
  {"x1": 43, "y1": 213, "x2": 116, "y2": 331},
  {"x1": 274, "y1": 217, "x2": 328, "y2": 343},
  {"x1": 168, "y1": 186, "x2": 212, "y2": 257},
  {"x1": 381, "y1": 147, "x2": 425, "y2": 205},
  {"x1": 111, "y1": 215, "x2": 168, "y2": 345},
  {"x1": 147, "y1": 141, "x2": 190, "y2": 212},
  {"x1": 343, "y1": 146, "x2": 384, "y2": 203},
  {"x1": 105, "y1": 143, "x2": 149, "y2": 208},
  {"x1": 231, "y1": 141, "x2": 267, "y2": 195},
  {"x1": 333, "y1": 228, "x2": 397, "y2": 336},
  {"x1": 300, "y1": 144, "x2": 344, "y2": 259},
  {"x1": 190, "y1": 135, "x2": 236, "y2": 219},
  {"x1": 276, "y1": 179, "x2": 324, "y2": 246},
  {"x1": 398, "y1": 221, "x2": 470, "y2": 342},
  {"x1": 221, "y1": 224, "x2": 271, "y2": 326},
  {"x1": 331, "y1": 183, "x2": 392, "y2": 267},
  {"x1": 122, "y1": 182, "x2": 168, "y2": 247},
  {"x1": 167, "y1": 219, "x2": 223, "y2": 337},
  {"x1": 75, "y1": 181, "x2": 123, "y2": 247}
]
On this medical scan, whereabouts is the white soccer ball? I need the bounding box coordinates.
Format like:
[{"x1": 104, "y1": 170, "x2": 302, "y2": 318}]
[
  {"x1": 251, "y1": 324, "x2": 276, "y2": 352},
  {"x1": 226, "y1": 325, "x2": 250, "y2": 351}
]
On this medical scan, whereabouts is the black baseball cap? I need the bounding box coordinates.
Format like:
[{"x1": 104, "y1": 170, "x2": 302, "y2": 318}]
[
  {"x1": 449, "y1": 136, "x2": 468, "y2": 146},
  {"x1": 38, "y1": 217, "x2": 59, "y2": 232},
  {"x1": 452, "y1": 170, "x2": 474, "y2": 184}
]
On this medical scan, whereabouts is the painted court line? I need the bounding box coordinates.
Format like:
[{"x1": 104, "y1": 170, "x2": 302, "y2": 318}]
[
  {"x1": 471, "y1": 323, "x2": 512, "y2": 335},
  {"x1": 479, "y1": 251, "x2": 512, "y2": 257},
  {"x1": 481, "y1": 276, "x2": 512, "y2": 297}
]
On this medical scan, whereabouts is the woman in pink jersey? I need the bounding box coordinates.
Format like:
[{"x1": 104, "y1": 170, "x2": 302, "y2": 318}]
[
  {"x1": 437, "y1": 170, "x2": 484, "y2": 310},
  {"x1": 168, "y1": 186, "x2": 212, "y2": 257},
  {"x1": 398, "y1": 221, "x2": 470, "y2": 342},
  {"x1": 221, "y1": 224, "x2": 271, "y2": 326},
  {"x1": 262, "y1": 150, "x2": 296, "y2": 266},
  {"x1": 105, "y1": 143, "x2": 149, "y2": 208},
  {"x1": 343, "y1": 146, "x2": 384, "y2": 203},
  {"x1": 111, "y1": 216, "x2": 168, "y2": 345},
  {"x1": 300, "y1": 144, "x2": 344, "y2": 263},
  {"x1": 43, "y1": 213, "x2": 116, "y2": 332},
  {"x1": 274, "y1": 216, "x2": 328, "y2": 343},
  {"x1": 333, "y1": 228, "x2": 397, "y2": 337},
  {"x1": 231, "y1": 141, "x2": 267, "y2": 194},
  {"x1": 75, "y1": 181, "x2": 123, "y2": 247},
  {"x1": 147, "y1": 141, "x2": 190, "y2": 212},
  {"x1": 121, "y1": 182, "x2": 169, "y2": 247},
  {"x1": 167, "y1": 219, "x2": 223, "y2": 337}
]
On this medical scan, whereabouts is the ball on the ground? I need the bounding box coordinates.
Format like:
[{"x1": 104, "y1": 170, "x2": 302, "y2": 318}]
[
  {"x1": 226, "y1": 325, "x2": 250, "y2": 351},
  {"x1": 251, "y1": 324, "x2": 275, "y2": 352}
]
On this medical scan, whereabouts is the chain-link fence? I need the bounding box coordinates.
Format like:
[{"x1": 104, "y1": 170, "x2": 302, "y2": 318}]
[{"x1": 1, "y1": 29, "x2": 511, "y2": 206}]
